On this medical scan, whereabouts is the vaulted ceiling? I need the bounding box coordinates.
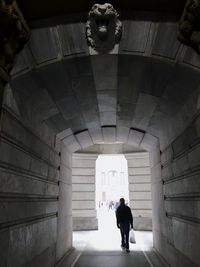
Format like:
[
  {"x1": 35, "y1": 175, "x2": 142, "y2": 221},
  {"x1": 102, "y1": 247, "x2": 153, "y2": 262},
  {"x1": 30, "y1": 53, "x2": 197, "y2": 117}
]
[{"x1": 8, "y1": 2, "x2": 200, "y2": 152}]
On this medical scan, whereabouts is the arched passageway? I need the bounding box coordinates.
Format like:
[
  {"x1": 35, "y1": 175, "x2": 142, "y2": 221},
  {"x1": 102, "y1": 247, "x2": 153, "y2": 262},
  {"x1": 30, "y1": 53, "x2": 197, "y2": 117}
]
[{"x1": 0, "y1": 1, "x2": 200, "y2": 267}]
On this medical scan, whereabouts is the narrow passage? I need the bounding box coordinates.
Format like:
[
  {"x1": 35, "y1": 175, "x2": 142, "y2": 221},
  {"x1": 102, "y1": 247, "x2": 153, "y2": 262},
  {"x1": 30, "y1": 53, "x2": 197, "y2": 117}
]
[{"x1": 72, "y1": 211, "x2": 164, "y2": 267}]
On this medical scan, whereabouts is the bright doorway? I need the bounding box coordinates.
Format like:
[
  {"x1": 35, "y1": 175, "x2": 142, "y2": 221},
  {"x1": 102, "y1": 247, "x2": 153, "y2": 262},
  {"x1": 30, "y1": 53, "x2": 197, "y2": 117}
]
[{"x1": 95, "y1": 154, "x2": 129, "y2": 232}]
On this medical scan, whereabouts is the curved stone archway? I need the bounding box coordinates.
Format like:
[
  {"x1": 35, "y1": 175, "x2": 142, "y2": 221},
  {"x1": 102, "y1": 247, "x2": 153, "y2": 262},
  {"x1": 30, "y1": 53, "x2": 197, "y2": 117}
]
[{"x1": 1, "y1": 11, "x2": 200, "y2": 267}]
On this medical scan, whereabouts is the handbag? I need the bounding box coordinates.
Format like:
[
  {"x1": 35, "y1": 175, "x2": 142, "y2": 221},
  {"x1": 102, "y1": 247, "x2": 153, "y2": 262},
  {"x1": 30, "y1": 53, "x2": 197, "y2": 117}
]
[{"x1": 130, "y1": 229, "x2": 136, "y2": 243}]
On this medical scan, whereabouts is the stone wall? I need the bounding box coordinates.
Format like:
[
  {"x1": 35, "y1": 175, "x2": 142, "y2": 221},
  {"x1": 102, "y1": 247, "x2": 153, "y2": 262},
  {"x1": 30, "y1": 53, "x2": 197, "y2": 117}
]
[
  {"x1": 56, "y1": 142, "x2": 72, "y2": 262},
  {"x1": 72, "y1": 153, "x2": 98, "y2": 230},
  {"x1": 125, "y1": 153, "x2": 152, "y2": 230},
  {"x1": 159, "y1": 113, "x2": 200, "y2": 267},
  {"x1": 149, "y1": 86, "x2": 200, "y2": 267},
  {"x1": 0, "y1": 84, "x2": 60, "y2": 267}
]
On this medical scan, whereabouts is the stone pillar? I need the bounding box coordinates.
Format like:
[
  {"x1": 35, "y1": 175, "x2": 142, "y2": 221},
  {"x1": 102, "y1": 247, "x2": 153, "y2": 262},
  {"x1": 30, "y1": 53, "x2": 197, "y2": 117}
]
[
  {"x1": 56, "y1": 142, "x2": 73, "y2": 262},
  {"x1": 125, "y1": 152, "x2": 152, "y2": 230},
  {"x1": 72, "y1": 153, "x2": 98, "y2": 230}
]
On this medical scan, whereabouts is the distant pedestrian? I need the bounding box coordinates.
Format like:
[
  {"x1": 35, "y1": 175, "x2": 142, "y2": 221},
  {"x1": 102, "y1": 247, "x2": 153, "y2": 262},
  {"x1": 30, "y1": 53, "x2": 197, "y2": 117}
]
[{"x1": 116, "y1": 198, "x2": 133, "y2": 253}]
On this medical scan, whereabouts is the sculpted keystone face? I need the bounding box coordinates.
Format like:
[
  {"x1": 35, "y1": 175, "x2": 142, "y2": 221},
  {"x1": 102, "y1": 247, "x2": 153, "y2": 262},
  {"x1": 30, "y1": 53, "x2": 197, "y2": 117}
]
[
  {"x1": 90, "y1": 3, "x2": 116, "y2": 40},
  {"x1": 86, "y1": 3, "x2": 122, "y2": 52}
]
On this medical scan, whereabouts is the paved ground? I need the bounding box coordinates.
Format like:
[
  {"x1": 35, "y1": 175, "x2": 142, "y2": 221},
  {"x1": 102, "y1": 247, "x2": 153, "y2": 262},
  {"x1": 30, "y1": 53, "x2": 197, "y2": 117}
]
[{"x1": 70, "y1": 210, "x2": 166, "y2": 267}]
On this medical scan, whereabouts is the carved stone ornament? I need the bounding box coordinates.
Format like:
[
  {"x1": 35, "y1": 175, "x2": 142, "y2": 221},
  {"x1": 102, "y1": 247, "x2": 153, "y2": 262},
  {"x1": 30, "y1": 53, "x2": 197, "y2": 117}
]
[
  {"x1": 178, "y1": 0, "x2": 200, "y2": 53},
  {"x1": 86, "y1": 3, "x2": 122, "y2": 52},
  {"x1": 0, "y1": 0, "x2": 30, "y2": 74}
]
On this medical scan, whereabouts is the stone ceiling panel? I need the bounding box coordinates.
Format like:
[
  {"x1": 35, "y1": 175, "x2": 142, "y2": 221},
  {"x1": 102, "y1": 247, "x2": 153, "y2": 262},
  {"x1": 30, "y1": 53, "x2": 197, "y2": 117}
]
[
  {"x1": 132, "y1": 93, "x2": 158, "y2": 131},
  {"x1": 97, "y1": 90, "x2": 116, "y2": 113},
  {"x1": 75, "y1": 130, "x2": 93, "y2": 149},
  {"x1": 58, "y1": 23, "x2": 89, "y2": 56},
  {"x1": 152, "y1": 23, "x2": 181, "y2": 59},
  {"x1": 119, "y1": 21, "x2": 151, "y2": 53},
  {"x1": 116, "y1": 126, "x2": 130, "y2": 143},
  {"x1": 45, "y1": 113, "x2": 70, "y2": 132},
  {"x1": 91, "y1": 55, "x2": 118, "y2": 91},
  {"x1": 88, "y1": 126, "x2": 103, "y2": 144},
  {"x1": 72, "y1": 76, "x2": 97, "y2": 106},
  {"x1": 29, "y1": 27, "x2": 59, "y2": 65},
  {"x1": 40, "y1": 63, "x2": 72, "y2": 101},
  {"x1": 56, "y1": 96, "x2": 80, "y2": 120},
  {"x1": 127, "y1": 129, "x2": 144, "y2": 147},
  {"x1": 100, "y1": 111, "x2": 117, "y2": 126},
  {"x1": 63, "y1": 135, "x2": 81, "y2": 152},
  {"x1": 102, "y1": 126, "x2": 116, "y2": 143}
]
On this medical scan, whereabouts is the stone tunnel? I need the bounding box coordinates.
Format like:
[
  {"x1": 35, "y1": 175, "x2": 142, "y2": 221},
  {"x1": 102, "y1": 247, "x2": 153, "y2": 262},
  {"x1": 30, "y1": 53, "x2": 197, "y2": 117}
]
[{"x1": 0, "y1": 0, "x2": 200, "y2": 267}]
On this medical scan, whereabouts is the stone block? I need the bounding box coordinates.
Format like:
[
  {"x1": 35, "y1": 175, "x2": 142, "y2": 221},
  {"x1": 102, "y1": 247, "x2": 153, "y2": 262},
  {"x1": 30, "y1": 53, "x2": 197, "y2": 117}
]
[
  {"x1": 57, "y1": 183, "x2": 72, "y2": 217},
  {"x1": 29, "y1": 27, "x2": 59, "y2": 64},
  {"x1": 128, "y1": 158, "x2": 150, "y2": 167},
  {"x1": 132, "y1": 210, "x2": 152, "y2": 217},
  {"x1": 61, "y1": 144, "x2": 71, "y2": 166},
  {"x1": 56, "y1": 215, "x2": 72, "y2": 261},
  {"x1": 165, "y1": 200, "x2": 200, "y2": 219},
  {"x1": 127, "y1": 129, "x2": 144, "y2": 147},
  {"x1": 116, "y1": 126, "x2": 130, "y2": 143},
  {"x1": 161, "y1": 164, "x2": 173, "y2": 180},
  {"x1": 161, "y1": 145, "x2": 173, "y2": 165},
  {"x1": 132, "y1": 93, "x2": 158, "y2": 131},
  {"x1": 188, "y1": 145, "x2": 200, "y2": 169},
  {"x1": 172, "y1": 219, "x2": 200, "y2": 266},
  {"x1": 0, "y1": 201, "x2": 58, "y2": 224},
  {"x1": 140, "y1": 134, "x2": 159, "y2": 151},
  {"x1": 130, "y1": 200, "x2": 152, "y2": 209},
  {"x1": 151, "y1": 163, "x2": 162, "y2": 184},
  {"x1": 72, "y1": 159, "x2": 96, "y2": 168},
  {"x1": 72, "y1": 184, "x2": 95, "y2": 192},
  {"x1": 6, "y1": 218, "x2": 57, "y2": 267},
  {"x1": 72, "y1": 192, "x2": 95, "y2": 201},
  {"x1": 63, "y1": 135, "x2": 81, "y2": 153},
  {"x1": 0, "y1": 169, "x2": 58, "y2": 196},
  {"x1": 120, "y1": 21, "x2": 151, "y2": 53},
  {"x1": 72, "y1": 210, "x2": 97, "y2": 217},
  {"x1": 58, "y1": 23, "x2": 88, "y2": 56},
  {"x1": 72, "y1": 168, "x2": 95, "y2": 176},
  {"x1": 73, "y1": 217, "x2": 98, "y2": 231},
  {"x1": 172, "y1": 155, "x2": 189, "y2": 176},
  {"x1": 129, "y1": 175, "x2": 151, "y2": 183},
  {"x1": 91, "y1": 55, "x2": 118, "y2": 91},
  {"x1": 75, "y1": 130, "x2": 93, "y2": 149},
  {"x1": 102, "y1": 126, "x2": 116, "y2": 143},
  {"x1": 152, "y1": 23, "x2": 180, "y2": 59},
  {"x1": 164, "y1": 173, "x2": 200, "y2": 196},
  {"x1": 130, "y1": 191, "x2": 152, "y2": 200},
  {"x1": 133, "y1": 217, "x2": 152, "y2": 230},
  {"x1": 72, "y1": 176, "x2": 95, "y2": 184},
  {"x1": 72, "y1": 200, "x2": 95, "y2": 210},
  {"x1": 129, "y1": 167, "x2": 151, "y2": 175},
  {"x1": 59, "y1": 165, "x2": 72, "y2": 184},
  {"x1": 129, "y1": 183, "x2": 151, "y2": 191}
]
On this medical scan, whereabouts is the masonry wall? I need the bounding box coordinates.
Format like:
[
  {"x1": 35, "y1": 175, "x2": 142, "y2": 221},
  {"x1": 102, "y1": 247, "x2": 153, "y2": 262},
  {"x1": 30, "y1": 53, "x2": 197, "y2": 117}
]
[
  {"x1": 0, "y1": 84, "x2": 69, "y2": 267},
  {"x1": 150, "y1": 87, "x2": 200, "y2": 267},
  {"x1": 72, "y1": 153, "x2": 98, "y2": 230},
  {"x1": 125, "y1": 153, "x2": 152, "y2": 230}
]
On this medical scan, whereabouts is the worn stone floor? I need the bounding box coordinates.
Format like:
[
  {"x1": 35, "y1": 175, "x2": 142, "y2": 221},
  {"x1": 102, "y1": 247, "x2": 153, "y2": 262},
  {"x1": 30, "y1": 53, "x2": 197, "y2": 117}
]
[{"x1": 60, "y1": 210, "x2": 167, "y2": 267}]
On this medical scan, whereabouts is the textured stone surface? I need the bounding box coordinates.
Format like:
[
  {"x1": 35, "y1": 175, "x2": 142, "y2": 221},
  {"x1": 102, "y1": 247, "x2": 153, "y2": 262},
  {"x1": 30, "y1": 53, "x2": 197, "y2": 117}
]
[
  {"x1": 72, "y1": 153, "x2": 98, "y2": 230},
  {"x1": 1, "y1": 11, "x2": 200, "y2": 267},
  {"x1": 125, "y1": 153, "x2": 152, "y2": 230}
]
